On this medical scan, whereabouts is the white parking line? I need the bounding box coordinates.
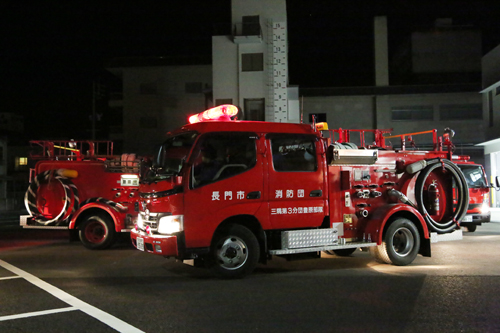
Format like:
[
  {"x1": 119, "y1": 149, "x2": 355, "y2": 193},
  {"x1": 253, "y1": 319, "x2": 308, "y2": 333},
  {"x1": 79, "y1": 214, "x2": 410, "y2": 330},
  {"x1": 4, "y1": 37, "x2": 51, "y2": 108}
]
[
  {"x1": 0, "y1": 307, "x2": 77, "y2": 321},
  {"x1": 0, "y1": 259, "x2": 144, "y2": 333},
  {"x1": 0, "y1": 275, "x2": 22, "y2": 281}
]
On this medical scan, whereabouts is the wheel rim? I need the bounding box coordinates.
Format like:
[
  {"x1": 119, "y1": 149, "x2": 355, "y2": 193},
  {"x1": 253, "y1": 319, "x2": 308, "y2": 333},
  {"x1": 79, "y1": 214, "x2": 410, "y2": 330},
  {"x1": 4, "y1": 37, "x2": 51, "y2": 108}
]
[
  {"x1": 391, "y1": 227, "x2": 414, "y2": 257},
  {"x1": 84, "y1": 219, "x2": 107, "y2": 244},
  {"x1": 215, "y1": 236, "x2": 248, "y2": 270}
]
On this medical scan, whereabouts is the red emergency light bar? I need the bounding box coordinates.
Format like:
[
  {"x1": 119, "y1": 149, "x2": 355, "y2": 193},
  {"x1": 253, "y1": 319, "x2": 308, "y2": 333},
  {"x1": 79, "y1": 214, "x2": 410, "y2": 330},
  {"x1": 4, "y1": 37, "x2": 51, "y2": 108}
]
[
  {"x1": 452, "y1": 155, "x2": 471, "y2": 161},
  {"x1": 188, "y1": 104, "x2": 239, "y2": 124}
]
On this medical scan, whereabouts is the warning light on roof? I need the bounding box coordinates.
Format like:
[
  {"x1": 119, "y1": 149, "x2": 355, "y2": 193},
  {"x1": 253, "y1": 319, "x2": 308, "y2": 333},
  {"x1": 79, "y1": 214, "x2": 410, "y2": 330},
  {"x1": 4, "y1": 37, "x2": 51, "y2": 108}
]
[
  {"x1": 188, "y1": 105, "x2": 239, "y2": 124},
  {"x1": 315, "y1": 122, "x2": 329, "y2": 131}
]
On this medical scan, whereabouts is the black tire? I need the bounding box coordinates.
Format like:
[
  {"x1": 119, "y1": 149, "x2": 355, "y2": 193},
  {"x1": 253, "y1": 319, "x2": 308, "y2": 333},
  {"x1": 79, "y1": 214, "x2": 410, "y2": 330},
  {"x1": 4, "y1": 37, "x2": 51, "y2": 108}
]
[
  {"x1": 466, "y1": 224, "x2": 477, "y2": 232},
  {"x1": 370, "y1": 218, "x2": 420, "y2": 266},
  {"x1": 206, "y1": 224, "x2": 259, "y2": 278},
  {"x1": 79, "y1": 214, "x2": 116, "y2": 250},
  {"x1": 323, "y1": 248, "x2": 357, "y2": 256}
]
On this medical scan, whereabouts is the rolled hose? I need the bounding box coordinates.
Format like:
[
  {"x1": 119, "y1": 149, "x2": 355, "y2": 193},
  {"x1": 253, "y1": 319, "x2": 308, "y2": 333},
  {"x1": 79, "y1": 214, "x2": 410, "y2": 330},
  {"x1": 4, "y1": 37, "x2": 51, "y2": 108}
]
[
  {"x1": 414, "y1": 159, "x2": 468, "y2": 234},
  {"x1": 24, "y1": 169, "x2": 79, "y2": 226},
  {"x1": 25, "y1": 169, "x2": 126, "y2": 226}
]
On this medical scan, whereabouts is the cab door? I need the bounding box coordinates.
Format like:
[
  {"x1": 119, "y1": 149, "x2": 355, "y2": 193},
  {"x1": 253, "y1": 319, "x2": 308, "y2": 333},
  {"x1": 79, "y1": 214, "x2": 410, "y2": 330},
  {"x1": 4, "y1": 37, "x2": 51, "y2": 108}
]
[
  {"x1": 266, "y1": 133, "x2": 327, "y2": 229},
  {"x1": 183, "y1": 132, "x2": 264, "y2": 249}
]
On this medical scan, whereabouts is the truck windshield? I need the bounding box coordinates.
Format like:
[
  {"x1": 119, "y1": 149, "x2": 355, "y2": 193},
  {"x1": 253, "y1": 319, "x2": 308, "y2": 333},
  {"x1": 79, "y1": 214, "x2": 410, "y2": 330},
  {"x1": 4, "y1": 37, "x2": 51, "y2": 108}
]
[
  {"x1": 147, "y1": 132, "x2": 198, "y2": 181},
  {"x1": 458, "y1": 164, "x2": 487, "y2": 188}
]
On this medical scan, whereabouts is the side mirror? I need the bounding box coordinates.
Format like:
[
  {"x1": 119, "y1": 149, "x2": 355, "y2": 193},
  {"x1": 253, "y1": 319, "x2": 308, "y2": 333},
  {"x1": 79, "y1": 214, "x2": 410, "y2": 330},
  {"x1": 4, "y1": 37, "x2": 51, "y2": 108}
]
[{"x1": 495, "y1": 176, "x2": 500, "y2": 190}]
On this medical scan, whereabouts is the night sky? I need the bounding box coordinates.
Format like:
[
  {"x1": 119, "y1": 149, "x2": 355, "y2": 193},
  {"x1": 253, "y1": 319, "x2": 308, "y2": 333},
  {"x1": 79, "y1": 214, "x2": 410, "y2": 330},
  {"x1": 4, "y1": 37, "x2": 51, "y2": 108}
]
[{"x1": 1, "y1": 1, "x2": 499, "y2": 141}]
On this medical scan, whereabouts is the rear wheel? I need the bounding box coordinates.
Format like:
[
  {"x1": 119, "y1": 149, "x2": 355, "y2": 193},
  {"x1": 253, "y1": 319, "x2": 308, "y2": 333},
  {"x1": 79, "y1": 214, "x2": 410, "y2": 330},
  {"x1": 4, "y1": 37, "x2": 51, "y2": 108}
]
[
  {"x1": 79, "y1": 214, "x2": 115, "y2": 250},
  {"x1": 370, "y1": 218, "x2": 420, "y2": 266},
  {"x1": 465, "y1": 224, "x2": 477, "y2": 232},
  {"x1": 206, "y1": 224, "x2": 259, "y2": 278}
]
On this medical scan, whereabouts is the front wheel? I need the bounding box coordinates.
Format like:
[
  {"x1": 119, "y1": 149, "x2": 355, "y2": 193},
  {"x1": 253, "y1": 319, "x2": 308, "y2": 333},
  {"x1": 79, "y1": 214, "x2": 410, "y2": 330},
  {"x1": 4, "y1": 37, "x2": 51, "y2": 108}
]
[
  {"x1": 206, "y1": 224, "x2": 260, "y2": 278},
  {"x1": 79, "y1": 214, "x2": 116, "y2": 250},
  {"x1": 370, "y1": 218, "x2": 420, "y2": 266}
]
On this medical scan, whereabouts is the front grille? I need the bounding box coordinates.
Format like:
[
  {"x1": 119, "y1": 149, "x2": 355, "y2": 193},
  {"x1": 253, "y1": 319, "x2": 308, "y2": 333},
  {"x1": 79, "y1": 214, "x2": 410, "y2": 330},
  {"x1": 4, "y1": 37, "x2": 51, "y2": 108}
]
[{"x1": 140, "y1": 211, "x2": 159, "y2": 231}]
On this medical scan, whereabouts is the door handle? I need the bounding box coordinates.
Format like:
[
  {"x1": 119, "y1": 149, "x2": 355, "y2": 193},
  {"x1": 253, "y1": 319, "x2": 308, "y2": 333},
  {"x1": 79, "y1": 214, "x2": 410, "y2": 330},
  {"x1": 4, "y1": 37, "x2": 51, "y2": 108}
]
[
  {"x1": 309, "y1": 190, "x2": 322, "y2": 197},
  {"x1": 246, "y1": 191, "x2": 261, "y2": 199}
]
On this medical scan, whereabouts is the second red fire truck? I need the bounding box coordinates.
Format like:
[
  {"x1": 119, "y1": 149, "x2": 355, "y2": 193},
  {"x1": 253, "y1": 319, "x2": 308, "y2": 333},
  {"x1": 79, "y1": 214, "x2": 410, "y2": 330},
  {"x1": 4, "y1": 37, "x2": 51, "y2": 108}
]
[
  {"x1": 131, "y1": 105, "x2": 470, "y2": 278},
  {"x1": 454, "y1": 160, "x2": 497, "y2": 232},
  {"x1": 21, "y1": 140, "x2": 145, "y2": 249}
]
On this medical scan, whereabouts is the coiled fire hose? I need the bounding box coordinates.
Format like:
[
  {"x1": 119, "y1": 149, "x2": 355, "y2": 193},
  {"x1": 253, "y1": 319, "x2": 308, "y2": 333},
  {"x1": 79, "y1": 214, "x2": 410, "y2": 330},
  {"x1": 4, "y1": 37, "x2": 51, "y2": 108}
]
[
  {"x1": 24, "y1": 169, "x2": 79, "y2": 226},
  {"x1": 412, "y1": 159, "x2": 469, "y2": 234}
]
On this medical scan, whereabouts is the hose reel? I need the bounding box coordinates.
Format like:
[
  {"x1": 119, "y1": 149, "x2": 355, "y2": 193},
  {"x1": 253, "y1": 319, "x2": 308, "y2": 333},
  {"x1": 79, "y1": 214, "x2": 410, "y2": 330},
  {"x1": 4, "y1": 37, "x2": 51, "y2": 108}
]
[
  {"x1": 24, "y1": 169, "x2": 79, "y2": 226},
  {"x1": 413, "y1": 159, "x2": 469, "y2": 234}
]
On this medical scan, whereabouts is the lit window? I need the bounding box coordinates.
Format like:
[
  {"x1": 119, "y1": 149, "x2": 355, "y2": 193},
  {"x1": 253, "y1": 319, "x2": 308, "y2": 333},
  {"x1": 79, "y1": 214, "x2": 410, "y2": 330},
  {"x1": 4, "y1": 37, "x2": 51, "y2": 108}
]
[{"x1": 18, "y1": 157, "x2": 28, "y2": 166}]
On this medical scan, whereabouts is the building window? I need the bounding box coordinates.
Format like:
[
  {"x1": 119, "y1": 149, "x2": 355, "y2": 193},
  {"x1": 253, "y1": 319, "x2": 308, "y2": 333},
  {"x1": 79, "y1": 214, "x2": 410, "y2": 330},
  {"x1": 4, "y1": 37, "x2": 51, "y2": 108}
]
[
  {"x1": 391, "y1": 106, "x2": 433, "y2": 121},
  {"x1": 309, "y1": 113, "x2": 327, "y2": 123},
  {"x1": 244, "y1": 98, "x2": 265, "y2": 121},
  {"x1": 18, "y1": 157, "x2": 27, "y2": 166},
  {"x1": 140, "y1": 117, "x2": 157, "y2": 129},
  {"x1": 140, "y1": 82, "x2": 157, "y2": 95},
  {"x1": 14, "y1": 156, "x2": 28, "y2": 170},
  {"x1": 439, "y1": 104, "x2": 482, "y2": 120},
  {"x1": 216, "y1": 99, "x2": 233, "y2": 106},
  {"x1": 242, "y1": 53, "x2": 264, "y2": 72},
  {"x1": 242, "y1": 15, "x2": 260, "y2": 36},
  {"x1": 185, "y1": 82, "x2": 202, "y2": 94},
  {"x1": 496, "y1": 86, "x2": 500, "y2": 96}
]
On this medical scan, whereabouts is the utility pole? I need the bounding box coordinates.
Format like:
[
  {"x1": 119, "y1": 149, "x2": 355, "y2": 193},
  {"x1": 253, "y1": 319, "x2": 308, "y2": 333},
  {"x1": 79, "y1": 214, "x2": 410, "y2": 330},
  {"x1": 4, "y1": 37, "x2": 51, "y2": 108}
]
[{"x1": 92, "y1": 81, "x2": 96, "y2": 140}]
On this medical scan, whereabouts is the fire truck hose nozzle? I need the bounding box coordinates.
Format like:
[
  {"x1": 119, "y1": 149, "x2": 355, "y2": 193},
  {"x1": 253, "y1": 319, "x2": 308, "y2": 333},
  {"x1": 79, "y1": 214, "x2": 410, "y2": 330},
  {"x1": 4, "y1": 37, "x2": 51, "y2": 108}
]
[
  {"x1": 357, "y1": 209, "x2": 369, "y2": 218},
  {"x1": 387, "y1": 189, "x2": 417, "y2": 209}
]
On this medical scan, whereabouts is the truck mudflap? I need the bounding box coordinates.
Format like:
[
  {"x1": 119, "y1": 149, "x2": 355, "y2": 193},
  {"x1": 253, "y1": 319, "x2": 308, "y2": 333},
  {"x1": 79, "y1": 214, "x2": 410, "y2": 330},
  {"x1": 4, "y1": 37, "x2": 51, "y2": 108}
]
[
  {"x1": 430, "y1": 229, "x2": 462, "y2": 243},
  {"x1": 130, "y1": 229, "x2": 178, "y2": 256}
]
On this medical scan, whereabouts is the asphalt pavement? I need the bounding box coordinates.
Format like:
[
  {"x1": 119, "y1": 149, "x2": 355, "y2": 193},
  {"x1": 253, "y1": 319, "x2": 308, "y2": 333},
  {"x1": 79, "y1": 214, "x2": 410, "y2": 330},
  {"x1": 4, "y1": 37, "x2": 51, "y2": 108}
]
[
  {"x1": 0, "y1": 209, "x2": 29, "y2": 230},
  {"x1": 1, "y1": 221, "x2": 500, "y2": 332}
]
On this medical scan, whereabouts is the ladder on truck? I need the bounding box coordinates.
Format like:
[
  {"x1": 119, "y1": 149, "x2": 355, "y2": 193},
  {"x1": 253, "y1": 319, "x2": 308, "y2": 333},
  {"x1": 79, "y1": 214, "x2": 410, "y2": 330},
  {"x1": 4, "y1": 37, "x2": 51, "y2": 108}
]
[{"x1": 324, "y1": 128, "x2": 452, "y2": 152}]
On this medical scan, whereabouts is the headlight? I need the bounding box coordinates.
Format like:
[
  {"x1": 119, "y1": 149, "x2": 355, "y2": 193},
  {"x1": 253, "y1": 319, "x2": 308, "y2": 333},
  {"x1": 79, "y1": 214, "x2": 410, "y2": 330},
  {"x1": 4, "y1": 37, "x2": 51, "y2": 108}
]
[
  {"x1": 481, "y1": 202, "x2": 490, "y2": 214},
  {"x1": 481, "y1": 194, "x2": 490, "y2": 214},
  {"x1": 136, "y1": 214, "x2": 144, "y2": 229},
  {"x1": 157, "y1": 215, "x2": 184, "y2": 235}
]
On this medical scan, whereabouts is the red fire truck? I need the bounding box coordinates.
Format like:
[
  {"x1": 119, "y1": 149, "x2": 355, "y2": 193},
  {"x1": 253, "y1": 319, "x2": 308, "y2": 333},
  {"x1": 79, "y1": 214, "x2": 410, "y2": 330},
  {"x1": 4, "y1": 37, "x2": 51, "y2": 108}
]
[
  {"x1": 20, "y1": 140, "x2": 144, "y2": 249},
  {"x1": 454, "y1": 159, "x2": 496, "y2": 232},
  {"x1": 130, "y1": 105, "x2": 469, "y2": 278}
]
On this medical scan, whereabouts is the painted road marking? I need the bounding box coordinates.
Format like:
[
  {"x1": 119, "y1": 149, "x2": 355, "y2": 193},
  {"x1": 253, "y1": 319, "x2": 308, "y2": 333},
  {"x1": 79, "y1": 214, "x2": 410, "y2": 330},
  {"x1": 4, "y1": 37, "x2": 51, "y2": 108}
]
[
  {"x1": 0, "y1": 275, "x2": 22, "y2": 281},
  {"x1": 0, "y1": 307, "x2": 77, "y2": 322},
  {"x1": 0, "y1": 259, "x2": 144, "y2": 333}
]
